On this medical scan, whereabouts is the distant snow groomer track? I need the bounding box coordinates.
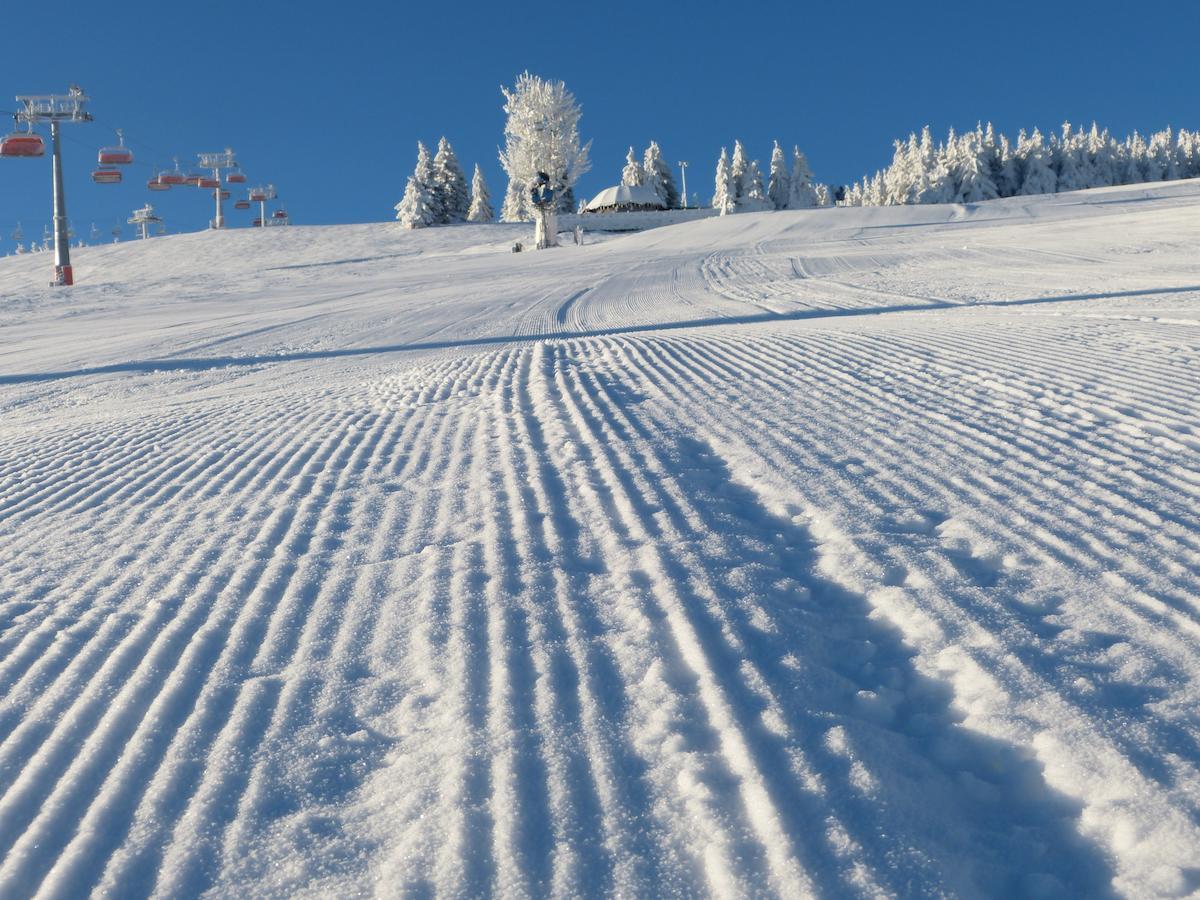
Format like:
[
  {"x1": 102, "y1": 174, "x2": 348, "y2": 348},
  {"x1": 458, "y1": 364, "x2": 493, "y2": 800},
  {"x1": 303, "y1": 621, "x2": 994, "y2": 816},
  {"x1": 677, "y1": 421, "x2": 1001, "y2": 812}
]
[{"x1": 1, "y1": 182, "x2": 1199, "y2": 898}]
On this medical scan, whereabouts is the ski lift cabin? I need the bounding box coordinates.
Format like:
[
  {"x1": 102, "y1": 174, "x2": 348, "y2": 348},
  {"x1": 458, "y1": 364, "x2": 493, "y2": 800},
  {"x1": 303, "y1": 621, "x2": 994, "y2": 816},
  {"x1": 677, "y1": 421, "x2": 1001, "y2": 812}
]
[
  {"x1": 1, "y1": 130, "x2": 45, "y2": 158},
  {"x1": 97, "y1": 129, "x2": 133, "y2": 166},
  {"x1": 92, "y1": 169, "x2": 122, "y2": 184}
]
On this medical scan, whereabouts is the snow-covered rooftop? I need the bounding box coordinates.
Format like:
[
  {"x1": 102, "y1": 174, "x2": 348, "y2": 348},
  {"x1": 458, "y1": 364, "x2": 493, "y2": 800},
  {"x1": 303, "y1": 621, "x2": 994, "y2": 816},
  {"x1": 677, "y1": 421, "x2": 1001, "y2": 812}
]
[{"x1": 584, "y1": 182, "x2": 665, "y2": 211}]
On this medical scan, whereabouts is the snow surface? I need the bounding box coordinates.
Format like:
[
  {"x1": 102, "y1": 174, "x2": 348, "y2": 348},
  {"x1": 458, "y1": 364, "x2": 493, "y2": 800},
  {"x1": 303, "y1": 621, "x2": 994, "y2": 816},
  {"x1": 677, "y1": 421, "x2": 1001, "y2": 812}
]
[{"x1": 2, "y1": 182, "x2": 1200, "y2": 898}]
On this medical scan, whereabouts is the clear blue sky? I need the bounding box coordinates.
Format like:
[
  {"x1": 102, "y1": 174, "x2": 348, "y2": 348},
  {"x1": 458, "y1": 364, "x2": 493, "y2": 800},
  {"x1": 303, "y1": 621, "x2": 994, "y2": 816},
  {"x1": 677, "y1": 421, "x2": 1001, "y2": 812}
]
[{"x1": 0, "y1": 0, "x2": 1193, "y2": 248}]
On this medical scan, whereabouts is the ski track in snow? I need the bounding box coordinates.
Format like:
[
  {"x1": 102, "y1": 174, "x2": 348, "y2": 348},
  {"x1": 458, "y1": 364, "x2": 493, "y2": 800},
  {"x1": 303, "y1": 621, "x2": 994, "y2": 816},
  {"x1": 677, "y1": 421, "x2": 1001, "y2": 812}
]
[{"x1": 2, "y1": 182, "x2": 1200, "y2": 898}]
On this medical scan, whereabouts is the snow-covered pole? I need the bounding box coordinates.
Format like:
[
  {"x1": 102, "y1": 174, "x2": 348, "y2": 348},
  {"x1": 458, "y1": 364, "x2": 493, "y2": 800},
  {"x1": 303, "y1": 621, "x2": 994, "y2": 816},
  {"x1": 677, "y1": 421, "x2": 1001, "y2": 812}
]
[{"x1": 678, "y1": 161, "x2": 688, "y2": 209}]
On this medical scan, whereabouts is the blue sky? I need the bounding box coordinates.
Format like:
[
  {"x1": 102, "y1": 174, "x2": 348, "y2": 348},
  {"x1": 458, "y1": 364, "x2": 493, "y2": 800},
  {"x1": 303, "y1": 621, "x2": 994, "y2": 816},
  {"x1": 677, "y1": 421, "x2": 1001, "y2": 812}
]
[{"x1": 0, "y1": 0, "x2": 1193, "y2": 247}]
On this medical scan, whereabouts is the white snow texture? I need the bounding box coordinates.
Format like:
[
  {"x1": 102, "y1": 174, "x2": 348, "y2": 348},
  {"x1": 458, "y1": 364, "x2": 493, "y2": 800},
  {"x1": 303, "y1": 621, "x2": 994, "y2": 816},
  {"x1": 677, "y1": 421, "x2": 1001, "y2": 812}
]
[{"x1": 2, "y1": 180, "x2": 1200, "y2": 898}]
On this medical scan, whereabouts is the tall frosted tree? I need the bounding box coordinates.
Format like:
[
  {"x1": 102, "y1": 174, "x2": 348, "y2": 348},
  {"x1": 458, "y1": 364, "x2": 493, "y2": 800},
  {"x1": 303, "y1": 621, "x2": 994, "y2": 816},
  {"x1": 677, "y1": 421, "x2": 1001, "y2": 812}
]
[
  {"x1": 433, "y1": 137, "x2": 470, "y2": 223},
  {"x1": 499, "y1": 72, "x2": 591, "y2": 248},
  {"x1": 412, "y1": 142, "x2": 443, "y2": 225},
  {"x1": 467, "y1": 164, "x2": 493, "y2": 223},
  {"x1": 395, "y1": 175, "x2": 436, "y2": 229},
  {"x1": 741, "y1": 159, "x2": 769, "y2": 211},
  {"x1": 789, "y1": 146, "x2": 818, "y2": 208},
  {"x1": 730, "y1": 140, "x2": 749, "y2": 203},
  {"x1": 643, "y1": 141, "x2": 678, "y2": 208},
  {"x1": 1019, "y1": 129, "x2": 1057, "y2": 196},
  {"x1": 713, "y1": 147, "x2": 734, "y2": 215},
  {"x1": 621, "y1": 146, "x2": 645, "y2": 186},
  {"x1": 767, "y1": 141, "x2": 790, "y2": 210},
  {"x1": 499, "y1": 176, "x2": 529, "y2": 222}
]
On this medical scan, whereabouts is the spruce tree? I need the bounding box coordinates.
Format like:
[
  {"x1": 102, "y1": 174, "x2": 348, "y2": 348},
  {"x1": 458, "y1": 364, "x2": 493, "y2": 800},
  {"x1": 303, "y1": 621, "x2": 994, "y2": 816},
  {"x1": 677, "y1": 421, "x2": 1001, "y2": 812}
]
[
  {"x1": 500, "y1": 176, "x2": 529, "y2": 222},
  {"x1": 412, "y1": 142, "x2": 443, "y2": 224},
  {"x1": 741, "y1": 159, "x2": 769, "y2": 211},
  {"x1": 730, "y1": 140, "x2": 748, "y2": 203},
  {"x1": 713, "y1": 148, "x2": 734, "y2": 215},
  {"x1": 433, "y1": 137, "x2": 470, "y2": 223},
  {"x1": 621, "y1": 146, "x2": 645, "y2": 186},
  {"x1": 395, "y1": 175, "x2": 436, "y2": 228},
  {"x1": 642, "y1": 141, "x2": 678, "y2": 208},
  {"x1": 789, "y1": 146, "x2": 818, "y2": 208},
  {"x1": 467, "y1": 164, "x2": 494, "y2": 223},
  {"x1": 767, "y1": 141, "x2": 790, "y2": 210}
]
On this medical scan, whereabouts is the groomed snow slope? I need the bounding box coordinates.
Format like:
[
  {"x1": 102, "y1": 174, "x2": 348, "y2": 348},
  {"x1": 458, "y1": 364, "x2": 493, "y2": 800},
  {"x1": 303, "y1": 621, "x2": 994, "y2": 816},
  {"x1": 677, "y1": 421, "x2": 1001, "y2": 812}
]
[{"x1": 2, "y1": 183, "x2": 1199, "y2": 898}]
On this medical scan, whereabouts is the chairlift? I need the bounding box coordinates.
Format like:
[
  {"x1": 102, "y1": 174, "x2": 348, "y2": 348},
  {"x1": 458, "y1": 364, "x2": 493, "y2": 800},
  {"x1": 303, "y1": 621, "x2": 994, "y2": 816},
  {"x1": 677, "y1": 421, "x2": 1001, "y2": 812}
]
[
  {"x1": 197, "y1": 176, "x2": 219, "y2": 189},
  {"x1": 226, "y1": 167, "x2": 246, "y2": 184},
  {"x1": 219, "y1": 189, "x2": 231, "y2": 200},
  {"x1": 251, "y1": 217, "x2": 263, "y2": 227},
  {"x1": 148, "y1": 176, "x2": 170, "y2": 191},
  {"x1": 159, "y1": 158, "x2": 186, "y2": 185},
  {"x1": 0, "y1": 120, "x2": 45, "y2": 158},
  {"x1": 234, "y1": 199, "x2": 250, "y2": 210},
  {"x1": 92, "y1": 168, "x2": 122, "y2": 184},
  {"x1": 97, "y1": 129, "x2": 134, "y2": 166},
  {"x1": 272, "y1": 209, "x2": 288, "y2": 219}
]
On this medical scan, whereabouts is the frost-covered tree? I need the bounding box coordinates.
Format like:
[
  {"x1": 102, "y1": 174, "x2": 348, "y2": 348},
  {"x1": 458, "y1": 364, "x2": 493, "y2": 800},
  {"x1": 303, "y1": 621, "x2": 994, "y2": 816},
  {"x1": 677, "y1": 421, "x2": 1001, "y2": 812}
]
[
  {"x1": 499, "y1": 176, "x2": 529, "y2": 222},
  {"x1": 730, "y1": 140, "x2": 749, "y2": 203},
  {"x1": 395, "y1": 175, "x2": 436, "y2": 229},
  {"x1": 643, "y1": 141, "x2": 678, "y2": 208},
  {"x1": 1018, "y1": 128, "x2": 1057, "y2": 196},
  {"x1": 713, "y1": 147, "x2": 734, "y2": 215},
  {"x1": 621, "y1": 146, "x2": 645, "y2": 187},
  {"x1": 556, "y1": 184, "x2": 576, "y2": 214},
  {"x1": 433, "y1": 137, "x2": 470, "y2": 223},
  {"x1": 814, "y1": 183, "x2": 832, "y2": 207},
  {"x1": 499, "y1": 72, "x2": 591, "y2": 249},
  {"x1": 411, "y1": 142, "x2": 443, "y2": 225},
  {"x1": 767, "y1": 141, "x2": 790, "y2": 210},
  {"x1": 741, "y1": 159, "x2": 769, "y2": 211},
  {"x1": 467, "y1": 164, "x2": 493, "y2": 223},
  {"x1": 789, "y1": 145, "x2": 818, "y2": 208}
]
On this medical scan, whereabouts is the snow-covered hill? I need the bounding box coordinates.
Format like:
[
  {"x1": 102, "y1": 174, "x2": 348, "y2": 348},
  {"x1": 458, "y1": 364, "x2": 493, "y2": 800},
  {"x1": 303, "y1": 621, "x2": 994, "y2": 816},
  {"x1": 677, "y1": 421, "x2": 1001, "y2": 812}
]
[{"x1": 2, "y1": 182, "x2": 1199, "y2": 898}]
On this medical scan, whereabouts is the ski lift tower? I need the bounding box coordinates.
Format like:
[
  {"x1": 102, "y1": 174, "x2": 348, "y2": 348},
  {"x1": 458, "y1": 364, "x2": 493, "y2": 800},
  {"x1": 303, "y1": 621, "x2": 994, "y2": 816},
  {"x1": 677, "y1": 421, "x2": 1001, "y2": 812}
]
[
  {"x1": 247, "y1": 184, "x2": 276, "y2": 228},
  {"x1": 127, "y1": 204, "x2": 163, "y2": 240},
  {"x1": 11, "y1": 86, "x2": 92, "y2": 285},
  {"x1": 196, "y1": 148, "x2": 237, "y2": 229},
  {"x1": 677, "y1": 161, "x2": 688, "y2": 209}
]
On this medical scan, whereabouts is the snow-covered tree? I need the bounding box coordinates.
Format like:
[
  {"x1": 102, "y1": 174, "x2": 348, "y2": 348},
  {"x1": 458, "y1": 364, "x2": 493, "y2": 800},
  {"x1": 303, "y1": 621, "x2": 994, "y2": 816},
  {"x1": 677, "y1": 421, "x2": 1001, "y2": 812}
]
[
  {"x1": 643, "y1": 141, "x2": 678, "y2": 208},
  {"x1": 767, "y1": 141, "x2": 790, "y2": 210},
  {"x1": 713, "y1": 147, "x2": 734, "y2": 215},
  {"x1": 499, "y1": 176, "x2": 529, "y2": 222},
  {"x1": 556, "y1": 184, "x2": 576, "y2": 214},
  {"x1": 396, "y1": 175, "x2": 436, "y2": 229},
  {"x1": 789, "y1": 145, "x2": 818, "y2": 208},
  {"x1": 467, "y1": 164, "x2": 493, "y2": 223},
  {"x1": 433, "y1": 137, "x2": 470, "y2": 223},
  {"x1": 499, "y1": 72, "x2": 591, "y2": 249},
  {"x1": 1018, "y1": 128, "x2": 1057, "y2": 196},
  {"x1": 814, "y1": 183, "x2": 832, "y2": 207},
  {"x1": 621, "y1": 146, "x2": 645, "y2": 187},
  {"x1": 741, "y1": 159, "x2": 769, "y2": 211},
  {"x1": 411, "y1": 142, "x2": 442, "y2": 224},
  {"x1": 730, "y1": 140, "x2": 749, "y2": 203}
]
